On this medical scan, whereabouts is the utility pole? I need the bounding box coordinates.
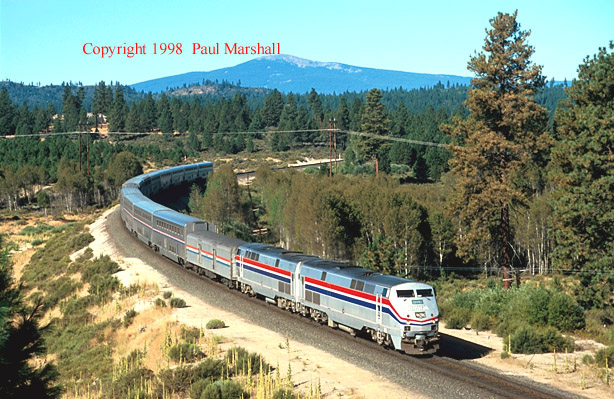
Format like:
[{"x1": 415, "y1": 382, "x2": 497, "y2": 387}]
[
  {"x1": 78, "y1": 123, "x2": 82, "y2": 172},
  {"x1": 333, "y1": 118, "x2": 338, "y2": 175},
  {"x1": 328, "y1": 118, "x2": 333, "y2": 177},
  {"x1": 86, "y1": 126, "x2": 90, "y2": 176}
]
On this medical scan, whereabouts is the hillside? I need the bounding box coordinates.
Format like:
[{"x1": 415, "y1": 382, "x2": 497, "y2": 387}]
[{"x1": 131, "y1": 54, "x2": 473, "y2": 94}]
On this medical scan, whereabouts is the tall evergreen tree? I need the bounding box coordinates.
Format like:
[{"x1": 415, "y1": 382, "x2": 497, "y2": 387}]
[
  {"x1": 0, "y1": 248, "x2": 61, "y2": 398},
  {"x1": 441, "y1": 11, "x2": 548, "y2": 288},
  {"x1": 307, "y1": 88, "x2": 323, "y2": 124},
  {"x1": 0, "y1": 88, "x2": 16, "y2": 136},
  {"x1": 61, "y1": 86, "x2": 79, "y2": 132},
  {"x1": 549, "y1": 43, "x2": 614, "y2": 307},
  {"x1": 108, "y1": 86, "x2": 127, "y2": 132},
  {"x1": 261, "y1": 90, "x2": 284, "y2": 127},
  {"x1": 157, "y1": 94, "x2": 173, "y2": 134},
  {"x1": 357, "y1": 89, "x2": 390, "y2": 169}
]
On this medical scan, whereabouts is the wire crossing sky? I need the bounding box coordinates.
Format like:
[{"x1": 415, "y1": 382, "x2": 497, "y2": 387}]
[{"x1": 1, "y1": 0, "x2": 613, "y2": 86}]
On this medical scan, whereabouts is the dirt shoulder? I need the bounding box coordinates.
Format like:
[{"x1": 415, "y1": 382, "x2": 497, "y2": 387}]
[{"x1": 440, "y1": 323, "x2": 610, "y2": 398}]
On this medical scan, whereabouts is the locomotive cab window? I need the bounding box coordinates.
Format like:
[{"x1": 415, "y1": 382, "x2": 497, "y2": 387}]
[
  {"x1": 397, "y1": 290, "x2": 415, "y2": 298},
  {"x1": 417, "y1": 289, "x2": 434, "y2": 297}
]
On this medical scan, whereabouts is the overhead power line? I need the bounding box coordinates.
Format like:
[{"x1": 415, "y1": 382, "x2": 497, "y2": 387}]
[{"x1": 1, "y1": 128, "x2": 450, "y2": 148}]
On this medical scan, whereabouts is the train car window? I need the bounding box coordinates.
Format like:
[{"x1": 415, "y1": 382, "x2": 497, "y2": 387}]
[
  {"x1": 397, "y1": 290, "x2": 415, "y2": 298},
  {"x1": 356, "y1": 281, "x2": 365, "y2": 291},
  {"x1": 254, "y1": 254, "x2": 260, "y2": 262},
  {"x1": 417, "y1": 289, "x2": 434, "y2": 297},
  {"x1": 321, "y1": 272, "x2": 327, "y2": 281},
  {"x1": 350, "y1": 280, "x2": 357, "y2": 289},
  {"x1": 275, "y1": 259, "x2": 280, "y2": 268},
  {"x1": 382, "y1": 288, "x2": 388, "y2": 297}
]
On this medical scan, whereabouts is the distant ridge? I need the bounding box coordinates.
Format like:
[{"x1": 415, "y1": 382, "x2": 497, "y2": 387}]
[{"x1": 130, "y1": 54, "x2": 472, "y2": 94}]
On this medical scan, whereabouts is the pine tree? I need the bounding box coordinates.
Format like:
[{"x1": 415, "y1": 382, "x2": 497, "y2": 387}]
[
  {"x1": 441, "y1": 11, "x2": 548, "y2": 287},
  {"x1": 261, "y1": 90, "x2": 284, "y2": 127},
  {"x1": 108, "y1": 86, "x2": 127, "y2": 132},
  {"x1": 0, "y1": 88, "x2": 16, "y2": 136},
  {"x1": 157, "y1": 94, "x2": 173, "y2": 134},
  {"x1": 0, "y1": 247, "x2": 61, "y2": 398},
  {"x1": 358, "y1": 89, "x2": 390, "y2": 171},
  {"x1": 549, "y1": 43, "x2": 614, "y2": 306},
  {"x1": 307, "y1": 88, "x2": 323, "y2": 124}
]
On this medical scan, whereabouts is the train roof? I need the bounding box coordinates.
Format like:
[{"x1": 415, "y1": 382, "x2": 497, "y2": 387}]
[
  {"x1": 188, "y1": 230, "x2": 246, "y2": 249},
  {"x1": 238, "y1": 243, "x2": 320, "y2": 263},
  {"x1": 154, "y1": 209, "x2": 202, "y2": 226},
  {"x1": 133, "y1": 197, "x2": 170, "y2": 214},
  {"x1": 124, "y1": 162, "x2": 214, "y2": 189},
  {"x1": 302, "y1": 258, "x2": 415, "y2": 288},
  {"x1": 122, "y1": 185, "x2": 144, "y2": 197}
]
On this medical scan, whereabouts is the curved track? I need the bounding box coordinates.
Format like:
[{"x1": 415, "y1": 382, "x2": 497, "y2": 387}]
[{"x1": 107, "y1": 207, "x2": 580, "y2": 399}]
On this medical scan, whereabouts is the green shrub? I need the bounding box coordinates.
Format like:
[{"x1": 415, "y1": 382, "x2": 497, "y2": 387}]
[
  {"x1": 170, "y1": 297, "x2": 187, "y2": 308},
  {"x1": 155, "y1": 298, "x2": 167, "y2": 307},
  {"x1": 595, "y1": 345, "x2": 614, "y2": 368},
  {"x1": 60, "y1": 295, "x2": 93, "y2": 322},
  {"x1": 168, "y1": 342, "x2": 204, "y2": 363},
  {"x1": 500, "y1": 351, "x2": 510, "y2": 359},
  {"x1": 224, "y1": 346, "x2": 270, "y2": 376},
  {"x1": 31, "y1": 238, "x2": 44, "y2": 246},
  {"x1": 540, "y1": 327, "x2": 575, "y2": 352},
  {"x1": 476, "y1": 287, "x2": 510, "y2": 317},
  {"x1": 494, "y1": 318, "x2": 523, "y2": 338},
  {"x1": 206, "y1": 319, "x2": 226, "y2": 330},
  {"x1": 470, "y1": 311, "x2": 493, "y2": 332},
  {"x1": 510, "y1": 325, "x2": 544, "y2": 354},
  {"x1": 123, "y1": 309, "x2": 138, "y2": 328},
  {"x1": 88, "y1": 274, "x2": 120, "y2": 303},
  {"x1": 20, "y1": 223, "x2": 54, "y2": 236},
  {"x1": 82, "y1": 255, "x2": 120, "y2": 283},
  {"x1": 547, "y1": 292, "x2": 585, "y2": 331},
  {"x1": 191, "y1": 378, "x2": 211, "y2": 399},
  {"x1": 273, "y1": 388, "x2": 296, "y2": 399},
  {"x1": 110, "y1": 367, "x2": 155, "y2": 399},
  {"x1": 193, "y1": 359, "x2": 225, "y2": 381},
  {"x1": 201, "y1": 380, "x2": 245, "y2": 399},
  {"x1": 510, "y1": 325, "x2": 574, "y2": 354},
  {"x1": 181, "y1": 326, "x2": 202, "y2": 342},
  {"x1": 525, "y1": 287, "x2": 551, "y2": 326},
  {"x1": 41, "y1": 275, "x2": 81, "y2": 310},
  {"x1": 158, "y1": 366, "x2": 195, "y2": 395},
  {"x1": 444, "y1": 307, "x2": 471, "y2": 329},
  {"x1": 163, "y1": 291, "x2": 173, "y2": 299}
]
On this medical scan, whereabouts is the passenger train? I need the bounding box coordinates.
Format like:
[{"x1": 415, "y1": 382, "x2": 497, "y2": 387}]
[{"x1": 120, "y1": 162, "x2": 439, "y2": 354}]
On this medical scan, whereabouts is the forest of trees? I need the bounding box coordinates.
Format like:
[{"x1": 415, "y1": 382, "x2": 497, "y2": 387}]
[{"x1": 0, "y1": 13, "x2": 611, "y2": 307}]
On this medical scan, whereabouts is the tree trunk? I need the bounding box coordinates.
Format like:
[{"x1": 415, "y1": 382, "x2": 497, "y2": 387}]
[{"x1": 501, "y1": 202, "x2": 513, "y2": 289}]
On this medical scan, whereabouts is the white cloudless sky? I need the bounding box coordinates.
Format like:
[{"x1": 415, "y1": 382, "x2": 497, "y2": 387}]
[{"x1": 1, "y1": 0, "x2": 612, "y2": 86}]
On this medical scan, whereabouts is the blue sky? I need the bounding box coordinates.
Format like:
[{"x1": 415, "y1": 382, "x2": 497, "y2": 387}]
[{"x1": 1, "y1": 0, "x2": 612, "y2": 86}]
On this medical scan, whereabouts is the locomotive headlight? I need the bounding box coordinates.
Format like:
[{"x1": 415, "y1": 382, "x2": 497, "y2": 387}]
[{"x1": 415, "y1": 312, "x2": 426, "y2": 319}]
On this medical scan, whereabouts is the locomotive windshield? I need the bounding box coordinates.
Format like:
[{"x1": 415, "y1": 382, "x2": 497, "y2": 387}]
[
  {"x1": 416, "y1": 289, "x2": 434, "y2": 297},
  {"x1": 397, "y1": 290, "x2": 415, "y2": 297}
]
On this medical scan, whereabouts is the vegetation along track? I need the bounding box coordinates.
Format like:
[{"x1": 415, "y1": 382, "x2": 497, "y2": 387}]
[{"x1": 106, "y1": 207, "x2": 577, "y2": 399}]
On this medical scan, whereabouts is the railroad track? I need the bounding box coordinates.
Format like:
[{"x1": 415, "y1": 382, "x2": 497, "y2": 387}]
[{"x1": 106, "y1": 207, "x2": 579, "y2": 399}]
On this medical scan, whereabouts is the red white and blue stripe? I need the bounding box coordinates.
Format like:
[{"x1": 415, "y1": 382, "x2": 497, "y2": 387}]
[
  {"x1": 186, "y1": 245, "x2": 231, "y2": 268},
  {"x1": 236, "y1": 256, "x2": 291, "y2": 284},
  {"x1": 304, "y1": 276, "x2": 438, "y2": 327}
]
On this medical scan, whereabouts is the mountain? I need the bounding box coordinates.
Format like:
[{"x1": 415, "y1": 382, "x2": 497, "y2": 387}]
[{"x1": 131, "y1": 55, "x2": 472, "y2": 94}]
